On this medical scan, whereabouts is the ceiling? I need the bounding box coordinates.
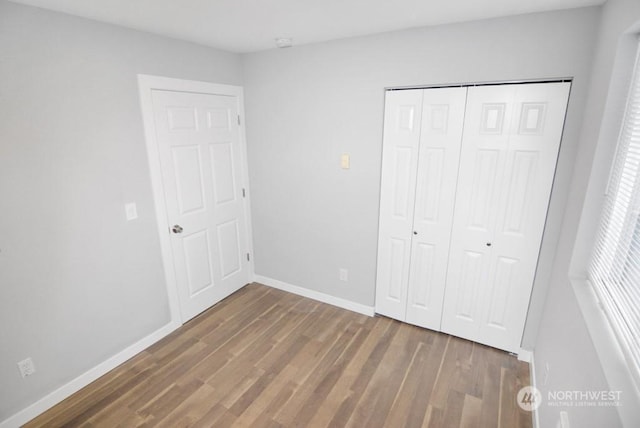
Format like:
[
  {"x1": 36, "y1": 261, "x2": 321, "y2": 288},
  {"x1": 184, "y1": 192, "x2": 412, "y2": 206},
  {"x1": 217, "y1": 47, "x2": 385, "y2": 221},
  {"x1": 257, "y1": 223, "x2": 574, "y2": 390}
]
[{"x1": 9, "y1": 0, "x2": 604, "y2": 53}]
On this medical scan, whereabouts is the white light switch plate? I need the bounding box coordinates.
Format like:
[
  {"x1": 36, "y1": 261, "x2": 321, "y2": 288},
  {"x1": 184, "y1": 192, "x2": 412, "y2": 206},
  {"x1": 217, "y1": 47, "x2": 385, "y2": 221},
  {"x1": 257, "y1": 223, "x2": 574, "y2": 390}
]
[
  {"x1": 125, "y1": 203, "x2": 138, "y2": 221},
  {"x1": 341, "y1": 154, "x2": 350, "y2": 169}
]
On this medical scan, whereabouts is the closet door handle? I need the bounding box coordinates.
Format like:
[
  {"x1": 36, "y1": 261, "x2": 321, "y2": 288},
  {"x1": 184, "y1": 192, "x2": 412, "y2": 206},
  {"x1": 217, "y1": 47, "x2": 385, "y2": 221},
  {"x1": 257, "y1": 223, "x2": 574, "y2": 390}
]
[
  {"x1": 413, "y1": 231, "x2": 418, "y2": 235},
  {"x1": 486, "y1": 242, "x2": 492, "y2": 247}
]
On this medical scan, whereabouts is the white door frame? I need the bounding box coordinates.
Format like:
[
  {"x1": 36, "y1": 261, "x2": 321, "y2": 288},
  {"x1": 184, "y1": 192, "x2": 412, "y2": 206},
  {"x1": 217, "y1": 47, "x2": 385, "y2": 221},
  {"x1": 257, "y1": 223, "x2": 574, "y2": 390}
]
[{"x1": 137, "y1": 74, "x2": 255, "y2": 325}]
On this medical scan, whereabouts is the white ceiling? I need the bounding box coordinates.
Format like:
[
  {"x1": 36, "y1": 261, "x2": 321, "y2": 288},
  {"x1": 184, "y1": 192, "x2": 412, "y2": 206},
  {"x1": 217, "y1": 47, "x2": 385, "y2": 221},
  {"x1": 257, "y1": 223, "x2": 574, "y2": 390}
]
[{"x1": 9, "y1": 0, "x2": 604, "y2": 53}]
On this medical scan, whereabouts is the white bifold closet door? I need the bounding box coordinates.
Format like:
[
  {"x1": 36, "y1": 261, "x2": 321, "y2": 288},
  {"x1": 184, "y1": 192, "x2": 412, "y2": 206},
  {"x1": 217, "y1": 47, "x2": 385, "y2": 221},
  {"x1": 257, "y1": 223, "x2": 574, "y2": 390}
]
[
  {"x1": 375, "y1": 87, "x2": 467, "y2": 330},
  {"x1": 441, "y1": 82, "x2": 570, "y2": 353},
  {"x1": 375, "y1": 81, "x2": 570, "y2": 353}
]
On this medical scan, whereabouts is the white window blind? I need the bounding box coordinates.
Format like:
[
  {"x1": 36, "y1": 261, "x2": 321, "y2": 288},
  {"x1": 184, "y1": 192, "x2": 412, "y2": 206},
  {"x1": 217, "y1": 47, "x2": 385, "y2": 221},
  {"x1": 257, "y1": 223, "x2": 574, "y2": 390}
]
[{"x1": 589, "y1": 40, "x2": 640, "y2": 385}]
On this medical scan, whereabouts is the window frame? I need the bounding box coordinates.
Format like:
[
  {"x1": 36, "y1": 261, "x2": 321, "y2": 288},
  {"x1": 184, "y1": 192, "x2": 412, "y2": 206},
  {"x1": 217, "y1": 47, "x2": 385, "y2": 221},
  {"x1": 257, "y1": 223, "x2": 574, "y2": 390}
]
[
  {"x1": 587, "y1": 39, "x2": 640, "y2": 389},
  {"x1": 570, "y1": 31, "x2": 640, "y2": 427}
]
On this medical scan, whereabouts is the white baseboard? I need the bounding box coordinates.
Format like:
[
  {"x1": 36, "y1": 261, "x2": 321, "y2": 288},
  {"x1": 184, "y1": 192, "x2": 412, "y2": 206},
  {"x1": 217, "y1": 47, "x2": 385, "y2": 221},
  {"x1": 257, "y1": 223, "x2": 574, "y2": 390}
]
[
  {"x1": 254, "y1": 275, "x2": 375, "y2": 317},
  {"x1": 2, "y1": 278, "x2": 369, "y2": 427},
  {"x1": 0, "y1": 320, "x2": 180, "y2": 428},
  {"x1": 529, "y1": 351, "x2": 540, "y2": 428}
]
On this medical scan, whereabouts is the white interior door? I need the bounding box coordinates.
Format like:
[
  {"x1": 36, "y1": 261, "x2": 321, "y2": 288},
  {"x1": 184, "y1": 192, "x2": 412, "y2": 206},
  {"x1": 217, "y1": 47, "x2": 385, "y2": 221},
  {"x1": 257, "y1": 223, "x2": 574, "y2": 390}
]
[
  {"x1": 151, "y1": 89, "x2": 250, "y2": 322},
  {"x1": 441, "y1": 82, "x2": 571, "y2": 352},
  {"x1": 405, "y1": 87, "x2": 467, "y2": 329},
  {"x1": 375, "y1": 89, "x2": 424, "y2": 320}
]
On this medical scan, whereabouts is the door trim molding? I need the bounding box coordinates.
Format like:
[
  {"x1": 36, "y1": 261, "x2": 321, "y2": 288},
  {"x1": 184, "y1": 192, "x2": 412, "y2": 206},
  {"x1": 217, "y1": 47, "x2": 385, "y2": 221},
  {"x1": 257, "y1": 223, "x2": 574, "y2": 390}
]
[
  {"x1": 385, "y1": 77, "x2": 573, "y2": 91},
  {"x1": 137, "y1": 74, "x2": 255, "y2": 325}
]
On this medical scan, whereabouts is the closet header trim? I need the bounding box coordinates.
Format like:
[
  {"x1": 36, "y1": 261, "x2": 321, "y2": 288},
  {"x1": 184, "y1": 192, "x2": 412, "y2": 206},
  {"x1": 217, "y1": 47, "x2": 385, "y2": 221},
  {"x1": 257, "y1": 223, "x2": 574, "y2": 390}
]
[{"x1": 386, "y1": 78, "x2": 573, "y2": 92}]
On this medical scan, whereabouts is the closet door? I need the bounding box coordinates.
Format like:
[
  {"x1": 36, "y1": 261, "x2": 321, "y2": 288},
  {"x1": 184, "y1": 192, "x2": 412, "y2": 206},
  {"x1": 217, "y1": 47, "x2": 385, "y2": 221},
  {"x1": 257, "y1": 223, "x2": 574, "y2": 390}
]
[
  {"x1": 405, "y1": 87, "x2": 467, "y2": 329},
  {"x1": 441, "y1": 82, "x2": 571, "y2": 353},
  {"x1": 375, "y1": 89, "x2": 424, "y2": 320}
]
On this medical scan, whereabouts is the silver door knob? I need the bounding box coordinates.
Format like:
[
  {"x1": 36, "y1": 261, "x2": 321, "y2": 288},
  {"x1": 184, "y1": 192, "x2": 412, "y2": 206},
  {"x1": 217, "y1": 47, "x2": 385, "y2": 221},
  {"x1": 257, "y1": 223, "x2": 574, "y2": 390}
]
[{"x1": 172, "y1": 225, "x2": 183, "y2": 234}]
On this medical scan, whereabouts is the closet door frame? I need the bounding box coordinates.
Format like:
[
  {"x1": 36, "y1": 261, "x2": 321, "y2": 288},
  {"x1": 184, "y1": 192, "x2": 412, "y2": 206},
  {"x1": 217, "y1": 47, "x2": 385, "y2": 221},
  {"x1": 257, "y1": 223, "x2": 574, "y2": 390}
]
[{"x1": 375, "y1": 79, "x2": 572, "y2": 355}]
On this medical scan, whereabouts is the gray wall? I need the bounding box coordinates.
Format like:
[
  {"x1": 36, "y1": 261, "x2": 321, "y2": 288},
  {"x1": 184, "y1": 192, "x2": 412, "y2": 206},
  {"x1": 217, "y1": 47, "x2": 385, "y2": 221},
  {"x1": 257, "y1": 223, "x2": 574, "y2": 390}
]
[
  {"x1": 0, "y1": 1, "x2": 241, "y2": 419},
  {"x1": 242, "y1": 8, "x2": 599, "y2": 331},
  {"x1": 534, "y1": 0, "x2": 640, "y2": 426},
  {"x1": 2, "y1": 0, "x2": 632, "y2": 424}
]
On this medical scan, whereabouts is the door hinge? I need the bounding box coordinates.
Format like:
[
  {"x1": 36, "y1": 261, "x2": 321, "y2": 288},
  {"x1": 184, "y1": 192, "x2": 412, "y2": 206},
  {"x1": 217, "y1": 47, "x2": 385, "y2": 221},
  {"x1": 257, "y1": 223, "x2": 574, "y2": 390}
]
[
  {"x1": 242, "y1": 188, "x2": 246, "y2": 198},
  {"x1": 247, "y1": 253, "x2": 250, "y2": 262},
  {"x1": 237, "y1": 115, "x2": 241, "y2": 125}
]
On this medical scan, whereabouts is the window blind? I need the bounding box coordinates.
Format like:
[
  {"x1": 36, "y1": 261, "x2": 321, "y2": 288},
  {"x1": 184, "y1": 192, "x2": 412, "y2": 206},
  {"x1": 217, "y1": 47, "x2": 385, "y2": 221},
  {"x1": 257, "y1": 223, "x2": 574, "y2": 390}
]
[{"x1": 589, "y1": 40, "x2": 640, "y2": 385}]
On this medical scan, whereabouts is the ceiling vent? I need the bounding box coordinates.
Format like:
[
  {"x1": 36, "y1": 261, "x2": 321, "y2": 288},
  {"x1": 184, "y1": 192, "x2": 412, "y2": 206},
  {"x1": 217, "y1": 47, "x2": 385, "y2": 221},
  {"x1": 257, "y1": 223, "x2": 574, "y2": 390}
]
[{"x1": 275, "y1": 38, "x2": 293, "y2": 48}]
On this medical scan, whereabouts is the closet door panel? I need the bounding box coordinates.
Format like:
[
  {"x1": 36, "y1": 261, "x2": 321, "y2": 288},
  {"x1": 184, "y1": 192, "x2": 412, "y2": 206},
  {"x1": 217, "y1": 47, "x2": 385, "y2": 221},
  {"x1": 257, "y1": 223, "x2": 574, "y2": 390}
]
[
  {"x1": 375, "y1": 90, "x2": 424, "y2": 320},
  {"x1": 479, "y1": 82, "x2": 571, "y2": 351},
  {"x1": 441, "y1": 85, "x2": 515, "y2": 342},
  {"x1": 405, "y1": 87, "x2": 467, "y2": 329},
  {"x1": 442, "y1": 83, "x2": 570, "y2": 352}
]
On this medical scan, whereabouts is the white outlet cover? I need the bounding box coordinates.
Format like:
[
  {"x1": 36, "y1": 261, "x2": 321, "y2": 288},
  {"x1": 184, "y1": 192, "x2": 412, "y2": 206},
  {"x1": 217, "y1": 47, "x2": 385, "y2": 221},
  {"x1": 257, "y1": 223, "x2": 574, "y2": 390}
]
[
  {"x1": 17, "y1": 357, "x2": 35, "y2": 378},
  {"x1": 543, "y1": 362, "x2": 550, "y2": 386},
  {"x1": 339, "y1": 268, "x2": 349, "y2": 281},
  {"x1": 125, "y1": 202, "x2": 138, "y2": 221},
  {"x1": 559, "y1": 411, "x2": 570, "y2": 428}
]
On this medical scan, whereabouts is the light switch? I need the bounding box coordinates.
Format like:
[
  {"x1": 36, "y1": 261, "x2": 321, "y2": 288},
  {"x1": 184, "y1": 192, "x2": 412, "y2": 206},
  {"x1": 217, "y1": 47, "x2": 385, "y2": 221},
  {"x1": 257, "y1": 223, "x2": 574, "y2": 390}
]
[
  {"x1": 125, "y1": 203, "x2": 138, "y2": 221},
  {"x1": 341, "y1": 154, "x2": 350, "y2": 169}
]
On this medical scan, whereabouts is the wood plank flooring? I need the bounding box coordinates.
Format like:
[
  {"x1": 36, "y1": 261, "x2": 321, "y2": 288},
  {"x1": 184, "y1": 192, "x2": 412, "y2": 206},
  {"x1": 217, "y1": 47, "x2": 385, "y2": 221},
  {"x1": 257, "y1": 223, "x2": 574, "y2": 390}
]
[{"x1": 25, "y1": 283, "x2": 532, "y2": 427}]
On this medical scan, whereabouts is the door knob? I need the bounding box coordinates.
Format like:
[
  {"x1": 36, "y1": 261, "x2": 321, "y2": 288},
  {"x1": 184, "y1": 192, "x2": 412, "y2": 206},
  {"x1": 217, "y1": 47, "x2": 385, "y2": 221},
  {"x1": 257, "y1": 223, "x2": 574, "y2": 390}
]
[
  {"x1": 413, "y1": 231, "x2": 418, "y2": 235},
  {"x1": 172, "y1": 225, "x2": 184, "y2": 234},
  {"x1": 486, "y1": 242, "x2": 492, "y2": 247}
]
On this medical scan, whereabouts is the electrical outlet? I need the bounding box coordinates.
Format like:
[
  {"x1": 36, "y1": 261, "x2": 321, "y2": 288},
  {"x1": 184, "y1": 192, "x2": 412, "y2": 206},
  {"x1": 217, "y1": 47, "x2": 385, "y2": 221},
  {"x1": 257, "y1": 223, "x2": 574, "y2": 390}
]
[
  {"x1": 339, "y1": 268, "x2": 349, "y2": 282},
  {"x1": 17, "y1": 357, "x2": 35, "y2": 378},
  {"x1": 543, "y1": 362, "x2": 550, "y2": 386},
  {"x1": 557, "y1": 411, "x2": 570, "y2": 428},
  {"x1": 125, "y1": 202, "x2": 138, "y2": 221}
]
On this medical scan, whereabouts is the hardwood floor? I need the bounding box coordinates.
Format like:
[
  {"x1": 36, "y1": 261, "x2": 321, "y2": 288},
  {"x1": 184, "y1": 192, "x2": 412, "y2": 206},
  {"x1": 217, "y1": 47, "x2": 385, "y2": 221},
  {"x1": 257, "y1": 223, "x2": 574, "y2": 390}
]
[{"x1": 25, "y1": 283, "x2": 532, "y2": 427}]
